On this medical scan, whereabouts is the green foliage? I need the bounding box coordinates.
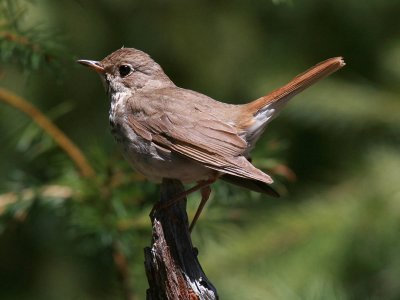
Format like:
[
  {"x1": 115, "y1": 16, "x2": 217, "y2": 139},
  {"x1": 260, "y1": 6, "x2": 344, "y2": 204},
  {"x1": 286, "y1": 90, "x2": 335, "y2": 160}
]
[
  {"x1": 199, "y1": 148, "x2": 400, "y2": 300},
  {"x1": 0, "y1": 0, "x2": 64, "y2": 72},
  {"x1": 1, "y1": 0, "x2": 400, "y2": 299}
]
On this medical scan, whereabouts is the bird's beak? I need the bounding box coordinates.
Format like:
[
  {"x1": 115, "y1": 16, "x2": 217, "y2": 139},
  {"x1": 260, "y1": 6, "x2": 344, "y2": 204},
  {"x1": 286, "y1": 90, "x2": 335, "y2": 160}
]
[{"x1": 77, "y1": 59, "x2": 105, "y2": 73}]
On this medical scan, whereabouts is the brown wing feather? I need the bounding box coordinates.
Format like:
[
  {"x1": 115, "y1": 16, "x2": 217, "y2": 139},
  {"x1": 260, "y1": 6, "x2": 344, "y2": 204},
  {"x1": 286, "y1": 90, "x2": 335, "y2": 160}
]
[{"x1": 126, "y1": 91, "x2": 273, "y2": 184}]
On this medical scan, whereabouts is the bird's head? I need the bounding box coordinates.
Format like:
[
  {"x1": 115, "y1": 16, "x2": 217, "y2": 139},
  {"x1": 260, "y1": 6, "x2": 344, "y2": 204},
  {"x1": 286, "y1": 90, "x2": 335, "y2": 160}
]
[{"x1": 78, "y1": 48, "x2": 174, "y2": 96}]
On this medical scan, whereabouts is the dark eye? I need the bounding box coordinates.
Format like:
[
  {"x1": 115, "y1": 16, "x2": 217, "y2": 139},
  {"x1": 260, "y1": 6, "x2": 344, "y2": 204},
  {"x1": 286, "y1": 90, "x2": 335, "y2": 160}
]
[{"x1": 118, "y1": 64, "x2": 132, "y2": 77}]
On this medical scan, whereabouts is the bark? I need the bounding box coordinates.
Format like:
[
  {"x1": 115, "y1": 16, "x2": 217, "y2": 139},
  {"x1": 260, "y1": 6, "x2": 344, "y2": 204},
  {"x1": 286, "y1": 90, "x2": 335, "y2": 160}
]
[{"x1": 144, "y1": 178, "x2": 218, "y2": 300}]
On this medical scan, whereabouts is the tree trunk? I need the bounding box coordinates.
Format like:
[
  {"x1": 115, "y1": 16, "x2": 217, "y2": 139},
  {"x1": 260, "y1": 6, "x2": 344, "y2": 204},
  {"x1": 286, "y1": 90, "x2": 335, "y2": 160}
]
[{"x1": 144, "y1": 178, "x2": 218, "y2": 300}]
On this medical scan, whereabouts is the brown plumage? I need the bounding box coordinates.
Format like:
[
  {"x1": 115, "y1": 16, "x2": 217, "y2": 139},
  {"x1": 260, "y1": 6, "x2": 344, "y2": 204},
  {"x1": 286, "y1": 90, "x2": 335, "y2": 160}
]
[{"x1": 78, "y1": 48, "x2": 345, "y2": 230}]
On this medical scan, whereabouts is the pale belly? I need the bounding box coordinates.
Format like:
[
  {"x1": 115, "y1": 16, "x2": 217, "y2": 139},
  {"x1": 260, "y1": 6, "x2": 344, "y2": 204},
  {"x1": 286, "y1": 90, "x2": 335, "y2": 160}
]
[{"x1": 110, "y1": 120, "x2": 214, "y2": 183}]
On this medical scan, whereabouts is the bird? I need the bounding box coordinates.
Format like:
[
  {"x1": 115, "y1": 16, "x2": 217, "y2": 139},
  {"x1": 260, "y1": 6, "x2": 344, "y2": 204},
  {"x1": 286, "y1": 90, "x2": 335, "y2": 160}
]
[{"x1": 78, "y1": 48, "x2": 345, "y2": 231}]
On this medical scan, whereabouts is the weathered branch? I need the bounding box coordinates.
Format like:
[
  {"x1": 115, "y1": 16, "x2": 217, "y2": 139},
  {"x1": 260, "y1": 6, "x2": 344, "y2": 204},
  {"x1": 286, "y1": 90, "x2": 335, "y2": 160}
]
[{"x1": 144, "y1": 179, "x2": 218, "y2": 300}]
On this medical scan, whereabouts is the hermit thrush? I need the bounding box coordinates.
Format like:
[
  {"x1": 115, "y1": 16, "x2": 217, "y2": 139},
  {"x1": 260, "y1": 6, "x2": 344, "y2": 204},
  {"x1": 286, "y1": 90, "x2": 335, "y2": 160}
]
[{"x1": 78, "y1": 48, "x2": 345, "y2": 230}]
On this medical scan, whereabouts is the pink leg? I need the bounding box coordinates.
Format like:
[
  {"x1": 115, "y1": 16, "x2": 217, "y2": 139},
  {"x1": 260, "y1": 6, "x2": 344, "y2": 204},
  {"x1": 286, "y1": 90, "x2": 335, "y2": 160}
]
[
  {"x1": 189, "y1": 185, "x2": 212, "y2": 232},
  {"x1": 150, "y1": 179, "x2": 215, "y2": 216}
]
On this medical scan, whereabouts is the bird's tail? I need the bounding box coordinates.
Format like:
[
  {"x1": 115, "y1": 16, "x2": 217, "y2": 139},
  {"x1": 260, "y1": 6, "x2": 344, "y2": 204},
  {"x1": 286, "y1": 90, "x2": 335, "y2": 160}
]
[
  {"x1": 240, "y1": 57, "x2": 345, "y2": 149},
  {"x1": 220, "y1": 174, "x2": 280, "y2": 197},
  {"x1": 246, "y1": 57, "x2": 346, "y2": 115}
]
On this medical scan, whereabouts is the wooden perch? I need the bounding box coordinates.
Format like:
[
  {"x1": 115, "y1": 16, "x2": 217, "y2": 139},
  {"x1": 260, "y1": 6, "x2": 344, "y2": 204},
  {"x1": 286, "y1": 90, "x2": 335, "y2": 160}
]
[{"x1": 144, "y1": 178, "x2": 218, "y2": 300}]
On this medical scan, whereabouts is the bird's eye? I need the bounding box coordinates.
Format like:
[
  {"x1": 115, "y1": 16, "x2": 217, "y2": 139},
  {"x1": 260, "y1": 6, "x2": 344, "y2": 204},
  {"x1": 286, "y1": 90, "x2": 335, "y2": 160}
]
[{"x1": 118, "y1": 64, "x2": 133, "y2": 77}]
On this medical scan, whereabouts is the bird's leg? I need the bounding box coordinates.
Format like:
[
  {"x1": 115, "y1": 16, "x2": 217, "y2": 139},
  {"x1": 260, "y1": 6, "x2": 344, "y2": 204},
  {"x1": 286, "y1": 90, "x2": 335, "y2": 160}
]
[
  {"x1": 189, "y1": 185, "x2": 211, "y2": 232},
  {"x1": 150, "y1": 179, "x2": 215, "y2": 216}
]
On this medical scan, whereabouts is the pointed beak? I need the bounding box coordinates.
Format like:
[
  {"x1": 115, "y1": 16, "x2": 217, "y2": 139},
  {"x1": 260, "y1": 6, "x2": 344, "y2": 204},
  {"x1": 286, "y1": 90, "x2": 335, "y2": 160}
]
[{"x1": 77, "y1": 59, "x2": 105, "y2": 73}]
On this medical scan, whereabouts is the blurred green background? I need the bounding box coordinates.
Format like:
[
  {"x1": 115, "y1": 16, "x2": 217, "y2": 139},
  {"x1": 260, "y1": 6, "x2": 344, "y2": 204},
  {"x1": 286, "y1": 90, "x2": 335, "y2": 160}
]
[{"x1": 1, "y1": 0, "x2": 400, "y2": 299}]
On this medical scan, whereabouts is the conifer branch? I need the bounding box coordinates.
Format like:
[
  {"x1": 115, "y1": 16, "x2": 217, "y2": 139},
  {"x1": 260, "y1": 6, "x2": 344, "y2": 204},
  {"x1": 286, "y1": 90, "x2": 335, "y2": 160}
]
[
  {"x1": 0, "y1": 0, "x2": 61, "y2": 70},
  {"x1": 0, "y1": 31, "x2": 55, "y2": 62},
  {"x1": 0, "y1": 87, "x2": 95, "y2": 178}
]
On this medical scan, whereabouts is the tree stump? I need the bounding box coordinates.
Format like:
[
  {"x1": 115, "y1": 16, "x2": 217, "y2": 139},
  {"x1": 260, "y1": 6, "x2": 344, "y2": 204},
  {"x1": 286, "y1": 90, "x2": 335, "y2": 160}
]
[{"x1": 144, "y1": 178, "x2": 218, "y2": 300}]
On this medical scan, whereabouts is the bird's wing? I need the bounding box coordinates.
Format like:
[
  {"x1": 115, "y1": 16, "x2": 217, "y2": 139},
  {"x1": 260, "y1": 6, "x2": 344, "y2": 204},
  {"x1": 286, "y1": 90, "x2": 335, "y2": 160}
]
[{"x1": 126, "y1": 90, "x2": 273, "y2": 184}]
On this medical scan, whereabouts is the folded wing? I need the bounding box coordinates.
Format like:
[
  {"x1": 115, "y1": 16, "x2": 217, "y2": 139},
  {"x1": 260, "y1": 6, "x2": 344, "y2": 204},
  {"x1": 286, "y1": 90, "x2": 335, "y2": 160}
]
[{"x1": 126, "y1": 91, "x2": 273, "y2": 184}]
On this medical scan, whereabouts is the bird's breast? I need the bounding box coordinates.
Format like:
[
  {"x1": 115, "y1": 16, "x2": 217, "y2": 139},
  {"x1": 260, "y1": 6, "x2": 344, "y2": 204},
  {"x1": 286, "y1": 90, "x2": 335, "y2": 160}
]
[{"x1": 108, "y1": 101, "x2": 213, "y2": 183}]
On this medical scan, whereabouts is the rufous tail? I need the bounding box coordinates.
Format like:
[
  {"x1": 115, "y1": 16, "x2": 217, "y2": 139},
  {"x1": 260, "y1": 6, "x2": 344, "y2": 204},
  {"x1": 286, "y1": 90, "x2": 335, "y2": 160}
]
[{"x1": 246, "y1": 57, "x2": 346, "y2": 114}]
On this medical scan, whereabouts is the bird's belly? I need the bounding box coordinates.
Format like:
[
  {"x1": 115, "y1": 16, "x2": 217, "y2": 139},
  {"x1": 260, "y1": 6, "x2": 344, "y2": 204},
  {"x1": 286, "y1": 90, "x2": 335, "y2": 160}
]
[{"x1": 111, "y1": 122, "x2": 213, "y2": 183}]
